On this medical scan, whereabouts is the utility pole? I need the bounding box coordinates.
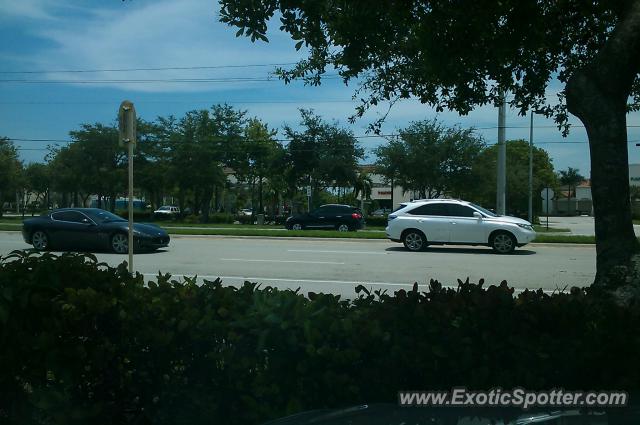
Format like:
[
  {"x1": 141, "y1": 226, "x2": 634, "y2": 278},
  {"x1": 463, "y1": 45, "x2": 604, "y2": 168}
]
[
  {"x1": 496, "y1": 90, "x2": 507, "y2": 215},
  {"x1": 118, "y1": 100, "x2": 136, "y2": 274},
  {"x1": 528, "y1": 110, "x2": 534, "y2": 223}
]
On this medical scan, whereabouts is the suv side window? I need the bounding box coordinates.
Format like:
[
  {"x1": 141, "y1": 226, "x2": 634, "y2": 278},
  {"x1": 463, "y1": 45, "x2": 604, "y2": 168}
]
[
  {"x1": 312, "y1": 206, "x2": 331, "y2": 215},
  {"x1": 52, "y1": 211, "x2": 86, "y2": 223},
  {"x1": 407, "y1": 203, "x2": 448, "y2": 216},
  {"x1": 446, "y1": 204, "x2": 475, "y2": 217}
]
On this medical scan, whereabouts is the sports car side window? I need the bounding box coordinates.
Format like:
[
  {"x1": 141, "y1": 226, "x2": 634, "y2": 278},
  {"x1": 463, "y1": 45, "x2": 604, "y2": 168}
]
[{"x1": 52, "y1": 211, "x2": 86, "y2": 223}]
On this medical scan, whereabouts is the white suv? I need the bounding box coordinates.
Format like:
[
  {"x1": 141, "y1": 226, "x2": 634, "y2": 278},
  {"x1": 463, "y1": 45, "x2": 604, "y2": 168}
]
[
  {"x1": 385, "y1": 199, "x2": 536, "y2": 254},
  {"x1": 153, "y1": 205, "x2": 180, "y2": 218}
]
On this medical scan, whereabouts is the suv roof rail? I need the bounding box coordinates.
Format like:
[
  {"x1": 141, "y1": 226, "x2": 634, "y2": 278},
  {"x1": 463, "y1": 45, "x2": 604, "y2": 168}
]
[{"x1": 409, "y1": 198, "x2": 461, "y2": 203}]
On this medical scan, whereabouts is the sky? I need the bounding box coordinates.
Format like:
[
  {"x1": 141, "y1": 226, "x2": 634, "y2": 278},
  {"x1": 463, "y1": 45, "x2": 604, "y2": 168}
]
[{"x1": 1, "y1": 0, "x2": 640, "y2": 177}]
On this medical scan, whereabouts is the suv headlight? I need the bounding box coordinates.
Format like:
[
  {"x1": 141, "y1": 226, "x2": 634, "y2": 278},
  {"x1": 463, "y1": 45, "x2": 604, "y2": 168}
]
[{"x1": 517, "y1": 223, "x2": 533, "y2": 231}]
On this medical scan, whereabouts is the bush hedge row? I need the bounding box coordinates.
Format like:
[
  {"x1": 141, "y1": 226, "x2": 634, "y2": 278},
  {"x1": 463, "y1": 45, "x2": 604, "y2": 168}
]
[
  {"x1": 1, "y1": 251, "x2": 639, "y2": 424},
  {"x1": 365, "y1": 216, "x2": 388, "y2": 227}
]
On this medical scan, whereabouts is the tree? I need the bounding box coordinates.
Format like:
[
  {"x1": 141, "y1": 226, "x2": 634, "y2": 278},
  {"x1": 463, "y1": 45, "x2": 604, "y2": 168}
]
[
  {"x1": 559, "y1": 167, "x2": 586, "y2": 199},
  {"x1": 0, "y1": 137, "x2": 22, "y2": 217},
  {"x1": 67, "y1": 123, "x2": 125, "y2": 212},
  {"x1": 135, "y1": 119, "x2": 171, "y2": 210},
  {"x1": 283, "y1": 109, "x2": 364, "y2": 209},
  {"x1": 22, "y1": 163, "x2": 51, "y2": 214},
  {"x1": 373, "y1": 140, "x2": 404, "y2": 208},
  {"x1": 47, "y1": 143, "x2": 89, "y2": 208},
  {"x1": 470, "y1": 140, "x2": 557, "y2": 218},
  {"x1": 352, "y1": 171, "x2": 373, "y2": 208},
  {"x1": 164, "y1": 105, "x2": 245, "y2": 222},
  {"x1": 374, "y1": 120, "x2": 484, "y2": 199},
  {"x1": 219, "y1": 1, "x2": 640, "y2": 294},
  {"x1": 234, "y1": 118, "x2": 280, "y2": 214}
]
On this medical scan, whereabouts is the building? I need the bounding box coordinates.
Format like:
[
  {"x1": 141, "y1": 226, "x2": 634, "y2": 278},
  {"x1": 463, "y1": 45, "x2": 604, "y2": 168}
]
[
  {"x1": 630, "y1": 164, "x2": 640, "y2": 186},
  {"x1": 357, "y1": 165, "x2": 419, "y2": 210}
]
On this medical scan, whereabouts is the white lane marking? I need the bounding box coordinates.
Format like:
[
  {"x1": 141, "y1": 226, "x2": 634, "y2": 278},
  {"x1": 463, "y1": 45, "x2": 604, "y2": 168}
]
[
  {"x1": 141, "y1": 273, "x2": 560, "y2": 294},
  {"x1": 287, "y1": 249, "x2": 386, "y2": 255},
  {"x1": 219, "y1": 258, "x2": 345, "y2": 265}
]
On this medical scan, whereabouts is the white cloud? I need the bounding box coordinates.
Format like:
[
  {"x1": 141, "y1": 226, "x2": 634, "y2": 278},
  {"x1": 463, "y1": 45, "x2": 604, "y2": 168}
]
[
  {"x1": 0, "y1": 0, "x2": 54, "y2": 20},
  {"x1": 28, "y1": 0, "x2": 302, "y2": 92}
]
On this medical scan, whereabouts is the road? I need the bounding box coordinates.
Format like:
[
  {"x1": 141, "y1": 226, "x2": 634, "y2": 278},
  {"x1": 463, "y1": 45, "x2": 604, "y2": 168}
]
[
  {"x1": 546, "y1": 215, "x2": 640, "y2": 236},
  {"x1": 0, "y1": 231, "x2": 596, "y2": 298}
]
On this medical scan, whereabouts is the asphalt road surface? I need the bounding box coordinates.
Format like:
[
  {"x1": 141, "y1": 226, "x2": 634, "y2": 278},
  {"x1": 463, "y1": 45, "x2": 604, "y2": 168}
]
[{"x1": 0, "y1": 231, "x2": 597, "y2": 298}]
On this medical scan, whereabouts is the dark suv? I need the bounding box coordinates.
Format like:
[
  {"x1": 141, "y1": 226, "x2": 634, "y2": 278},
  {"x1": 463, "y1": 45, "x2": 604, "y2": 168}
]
[{"x1": 285, "y1": 204, "x2": 364, "y2": 231}]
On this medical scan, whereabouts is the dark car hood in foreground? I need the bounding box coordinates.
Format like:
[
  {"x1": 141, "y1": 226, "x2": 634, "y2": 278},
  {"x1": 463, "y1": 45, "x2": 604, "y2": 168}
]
[{"x1": 262, "y1": 404, "x2": 619, "y2": 424}]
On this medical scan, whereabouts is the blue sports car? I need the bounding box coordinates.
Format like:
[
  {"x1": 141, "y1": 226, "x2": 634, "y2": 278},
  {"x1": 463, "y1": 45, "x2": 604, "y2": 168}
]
[{"x1": 22, "y1": 208, "x2": 170, "y2": 253}]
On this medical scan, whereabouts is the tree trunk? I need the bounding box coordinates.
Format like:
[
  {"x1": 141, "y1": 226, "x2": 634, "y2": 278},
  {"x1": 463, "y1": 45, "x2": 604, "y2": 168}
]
[
  {"x1": 258, "y1": 175, "x2": 263, "y2": 214},
  {"x1": 390, "y1": 177, "x2": 395, "y2": 210},
  {"x1": 200, "y1": 187, "x2": 213, "y2": 223},
  {"x1": 178, "y1": 193, "x2": 185, "y2": 214},
  {"x1": 565, "y1": 0, "x2": 640, "y2": 299},
  {"x1": 250, "y1": 178, "x2": 256, "y2": 215}
]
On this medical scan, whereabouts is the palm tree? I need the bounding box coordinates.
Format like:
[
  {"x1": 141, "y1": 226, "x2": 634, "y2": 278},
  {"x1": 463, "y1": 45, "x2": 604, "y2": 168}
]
[
  {"x1": 559, "y1": 167, "x2": 585, "y2": 214},
  {"x1": 352, "y1": 172, "x2": 373, "y2": 211}
]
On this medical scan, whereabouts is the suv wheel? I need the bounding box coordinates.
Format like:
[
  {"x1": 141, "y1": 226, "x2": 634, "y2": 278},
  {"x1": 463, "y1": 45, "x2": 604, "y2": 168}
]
[
  {"x1": 403, "y1": 230, "x2": 426, "y2": 251},
  {"x1": 336, "y1": 224, "x2": 350, "y2": 232},
  {"x1": 491, "y1": 231, "x2": 516, "y2": 254}
]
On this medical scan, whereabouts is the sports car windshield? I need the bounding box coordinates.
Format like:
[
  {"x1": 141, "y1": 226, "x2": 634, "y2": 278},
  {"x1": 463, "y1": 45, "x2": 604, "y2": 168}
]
[{"x1": 86, "y1": 210, "x2": 127, "y2": 223}]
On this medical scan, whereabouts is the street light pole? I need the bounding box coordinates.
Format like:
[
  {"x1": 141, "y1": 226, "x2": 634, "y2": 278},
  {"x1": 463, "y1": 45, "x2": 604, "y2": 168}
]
[
  {"x1": 528, "y1": 110, "x2": 534, "y2": 223},
  {"x1": 118, "y1": 100, "x2": 136, "y2": 274},
  {"x1": 496, "y1": 90, "x2": 507, "y2": 215}
]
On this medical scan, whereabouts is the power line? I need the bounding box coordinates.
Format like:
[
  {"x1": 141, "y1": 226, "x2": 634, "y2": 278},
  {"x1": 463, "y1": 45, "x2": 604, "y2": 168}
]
[
  {"x1": 0, "y1": 62, "x2": 299, "y2": 74},
  {"x1": 10, "y1": 137, "x2": 640, "y2": 152},
  {"x1": 0, "y1": 99, "x2": 356, "y2": 105},
  {"x1": 0, "y1": 75, "x2": 342, "y2": 85}
]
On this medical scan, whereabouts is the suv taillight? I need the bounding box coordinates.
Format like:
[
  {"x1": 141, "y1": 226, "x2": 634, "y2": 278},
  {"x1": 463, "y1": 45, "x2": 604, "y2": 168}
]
[{"x1": 351, "y1": 213, "x2": 362, "y2": 219}]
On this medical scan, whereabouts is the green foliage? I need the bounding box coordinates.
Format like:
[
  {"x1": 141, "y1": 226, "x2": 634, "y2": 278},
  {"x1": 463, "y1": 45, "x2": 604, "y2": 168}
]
[
  {"x1": 1, "y1": 251, "x2": 638, "y2": 424},
  {"x1": 284, "y1": 109, "x2": 364, "y2": 207},
  {"x1": 23, "y1": 163, "x2": 50, "y2": 203},
  {"x1": 374, "y1": 120, "x2": 485, "y2": 199},
  {"x1": 364, "y1": 216, "x2": 388, "y2": 227},
  {"x1": 558, "y1": 167, "x2": 586, "y2": 199},
  {"x1": 115, "y1": 210, "x2": 155, "y2": 222},
  {"x1": 0, "y1": 137, "x2": 23, "y2": 210},
  {"x1": 469, "y1": 140, "x2": 557, "y2": 216},
  {"x1": 219, "y1": 1, "x2": 638, "y2": 128}
]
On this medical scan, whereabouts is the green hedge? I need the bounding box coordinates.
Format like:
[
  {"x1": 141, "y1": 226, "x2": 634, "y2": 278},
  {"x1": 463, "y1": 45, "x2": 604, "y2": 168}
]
[
  {"x1": 1, "y1": 251, "x2": 639, "y2": 424},
  {"x1": 365, "y1": 216, "x2": 388, "y2": 227},
  {"x1": 116, "y1": 210, "x2": 155, "y2": 221}
]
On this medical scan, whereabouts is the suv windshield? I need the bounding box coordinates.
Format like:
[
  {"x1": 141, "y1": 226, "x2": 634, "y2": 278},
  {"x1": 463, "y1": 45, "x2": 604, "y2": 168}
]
[{"x1": 469, "y1": 203, "x2": 499, "y2": 217}]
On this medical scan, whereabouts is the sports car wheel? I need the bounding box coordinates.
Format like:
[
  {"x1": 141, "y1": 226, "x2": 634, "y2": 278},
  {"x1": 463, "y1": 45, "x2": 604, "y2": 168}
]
[
  {"x1": 31, "y1": 230, "x2": 49, "y2": 251},
  {"x1": 111, "y1": 233, "x2": 129, "y2": 254}
]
